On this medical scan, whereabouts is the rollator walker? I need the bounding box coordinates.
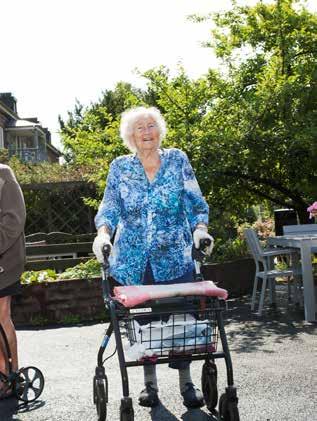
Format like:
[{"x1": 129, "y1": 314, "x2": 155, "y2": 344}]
[
  {"x1": 0, "y1": 323, "x2": 44, "y2": 403},
  {"x1": 93, "y1": 240, "x2": 240, "y2": 421}
]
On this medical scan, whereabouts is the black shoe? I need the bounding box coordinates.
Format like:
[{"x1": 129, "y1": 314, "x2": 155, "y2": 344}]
[
  {"x1": 138, "y1": 382, "x2": 159, "y2": 407},
  {"x1": 181, "y1": 382, "x2": 205, "y2": 408}
]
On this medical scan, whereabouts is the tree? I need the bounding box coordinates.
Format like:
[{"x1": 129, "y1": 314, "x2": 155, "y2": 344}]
[
  {"x1": 194, "y1": 0, "x2": 317, "y2": 222},
  {"x1": 59, "y1": 0, "x2": 317, "y2": 226}
]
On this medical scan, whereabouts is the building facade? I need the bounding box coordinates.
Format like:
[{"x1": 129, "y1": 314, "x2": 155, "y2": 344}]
[{"x1": 0, "y1": 92, "x2": 61, "y2": 163}]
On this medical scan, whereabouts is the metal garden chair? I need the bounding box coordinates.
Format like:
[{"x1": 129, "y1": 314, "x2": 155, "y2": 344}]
[{"x1": 244, "y1": 228, "x2": 301, "y2": 316}]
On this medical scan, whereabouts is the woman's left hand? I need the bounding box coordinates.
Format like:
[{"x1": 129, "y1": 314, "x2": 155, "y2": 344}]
[{"x1": 193, "y1": 227, "x2": 214, "y2": 255}]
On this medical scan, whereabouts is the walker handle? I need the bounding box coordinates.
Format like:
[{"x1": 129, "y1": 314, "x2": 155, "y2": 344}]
[
  {"x1": 102, "y1": 244, "x2": 111, "y2": 269},
  {"x1": 192, "y1": 238, "x2": 211, "y2": 262},
  {"x1": 199, "y1": 238, "x2": 211, "y2": 250},
  {"x1": 101, "y1": 244, "x2": 112, "y2": 298}
]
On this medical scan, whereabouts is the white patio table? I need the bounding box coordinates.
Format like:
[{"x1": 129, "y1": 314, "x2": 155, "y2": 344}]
[{"x1": 267, "y1": 234, "x2": 317, "y2": 322}]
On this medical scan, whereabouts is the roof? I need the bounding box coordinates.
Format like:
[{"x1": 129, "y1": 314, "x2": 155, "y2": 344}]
[
  {"x1": 47, "y1": 142, "x2": 62, "y2": 156},
  {"x1": 6, "y1": 119, "x2": 42, "y2": 128},
  {"x1": 0, "y1": 100, "x2": 19, "y2": 120}
]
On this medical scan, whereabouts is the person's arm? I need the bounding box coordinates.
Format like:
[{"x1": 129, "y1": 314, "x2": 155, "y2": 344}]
[
  {"x1": 94, "y1": 160, "x2": 121, "y2": 236},
  {"x1": 180, "y1": 152, "x2": 214, "y2": 254},
  {"x1": 93, "y1": 161, "x2": 121, "y2": 262},
  {"x1": 181, "y1": 151, "x2": 209, "y2": 229},
  {"x1": 0, "y1": 170, "x2": 26, "y2": 255}
]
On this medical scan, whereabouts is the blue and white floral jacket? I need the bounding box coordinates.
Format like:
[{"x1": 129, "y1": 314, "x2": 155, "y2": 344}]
[{"x1": 95, "y1": 148, "x2": 209, "y2": 285}]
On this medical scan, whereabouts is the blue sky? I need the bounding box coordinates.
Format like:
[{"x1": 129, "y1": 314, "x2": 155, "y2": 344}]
[{"x1": 0, "y1": 0, "x2": 316, "y2": 150}]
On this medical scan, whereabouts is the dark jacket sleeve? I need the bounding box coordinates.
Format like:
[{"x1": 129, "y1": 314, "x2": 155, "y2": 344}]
[{"x1": 0, "y1": 166, "x2": 26, "y2": 255}]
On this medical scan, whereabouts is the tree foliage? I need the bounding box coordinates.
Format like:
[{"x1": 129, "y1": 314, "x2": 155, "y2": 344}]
[
  {"x1": 200, "y1": 0, "x2": 317, "y2": 222},
  {"x1": 0, "y1": 149, "x2": 93, "y2": 186},
  {"x1": 59, "y1": 0, "x2": 317, "y2": 227}
]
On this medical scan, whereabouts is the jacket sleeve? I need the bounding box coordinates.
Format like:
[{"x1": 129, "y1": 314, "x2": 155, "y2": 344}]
[
  {"x1": 181, "y1": 151, "x2": 209, "y2": 230},
  {"x1": 94, "y1": 160, "x2": 121, "y2": 236},
  {"x1": 0, "y1": 176, "x2": 26, "y2": 255}
]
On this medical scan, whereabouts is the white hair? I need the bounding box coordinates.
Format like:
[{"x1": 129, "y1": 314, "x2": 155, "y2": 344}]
[{"x1": 119, "y1": 106, "x2": 167, "y2": 153}]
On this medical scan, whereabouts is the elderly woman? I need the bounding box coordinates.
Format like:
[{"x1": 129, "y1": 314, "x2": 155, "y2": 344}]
[{"x1": 93, "y1": 106, "x2": 214, "y2": 408}]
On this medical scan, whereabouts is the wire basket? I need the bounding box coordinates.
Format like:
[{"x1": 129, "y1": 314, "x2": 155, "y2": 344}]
[{"x1": 122, "y1": 299, "x2": 219, "y2": 360}]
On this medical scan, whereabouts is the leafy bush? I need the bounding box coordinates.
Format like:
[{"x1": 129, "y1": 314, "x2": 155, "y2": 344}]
[
  {"x1": 58, "y1": 259, "x2": 100, "y2": 279},
  {"x1": 250, "y1": 218, "x2": 274, "y2": 240},
  {"x1": 211, "y1": 236, "x2": 249, "y2": 263},
  {"x1": 21, "y1": 270, "x2": 57, "y2": 284},
  {"x1": 211, "y1": 217, "x2": 274, "y2": 263},
  {"x1": 21, "y1": 259, "x2": 100, "y2": 284}
]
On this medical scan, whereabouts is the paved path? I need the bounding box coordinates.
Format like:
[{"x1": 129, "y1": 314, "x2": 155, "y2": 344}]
[{"x1": 1, "y1": 294, "x2": 316, "y2": 421}]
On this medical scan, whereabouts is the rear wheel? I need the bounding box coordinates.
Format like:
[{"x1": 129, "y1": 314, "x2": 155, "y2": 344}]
[
  {"x1": 219, "y1": 393, "x2": 240, "y2": 421},
  {"x1": 201, "y1": 360, "x2": 218, "y2": 411},
  {"x1": 120, "y1": 397, "x2": 134, "y2": 421},
  {"x1": 120, "y1": 409, "x2": 134, "y2": 421}
]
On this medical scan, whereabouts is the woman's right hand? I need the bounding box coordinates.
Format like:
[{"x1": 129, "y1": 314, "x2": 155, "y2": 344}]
[{"x1": 92, "y1": 231, "x2": 112, "y2": 263}]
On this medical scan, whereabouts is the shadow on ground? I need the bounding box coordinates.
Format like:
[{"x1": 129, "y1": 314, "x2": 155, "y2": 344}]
[
  {"x1": 0, "y1": 396, "x2": 45, "y2": 421},
  {"x1": 0, "y1": 396, "x2": 20, "y2": 421},
  {"x1": 223, "y1": 294, "x2": 317, "y2": 354},
  {"x1": 150, "y1": 403, "x2": 218, "y2": 421}
]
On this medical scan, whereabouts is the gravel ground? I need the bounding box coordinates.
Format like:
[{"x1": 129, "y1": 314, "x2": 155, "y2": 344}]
[{"x1": 0, "y1": 292, "x2": 316, "y2": 421}]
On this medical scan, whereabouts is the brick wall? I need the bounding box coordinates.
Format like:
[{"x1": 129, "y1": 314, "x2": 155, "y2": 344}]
[{"x1": 12, "y1": 278, "x2": 106, "y2": 327}]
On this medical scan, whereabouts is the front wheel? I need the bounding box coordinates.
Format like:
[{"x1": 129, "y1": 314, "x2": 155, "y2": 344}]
[
  {"x1": 219, "y1": 393, "x2": 240, "y2": 421},
  {"x1": 94, "y1": 377, "x2": 108, "y2": 421},
  {"x1": 16, "y1": 366, "x2": 45, "y2": 403}
]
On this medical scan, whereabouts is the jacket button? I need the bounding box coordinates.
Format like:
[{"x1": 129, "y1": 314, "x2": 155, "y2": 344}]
[{"x1": 0, "y1": 266, "x2": 4, "y2": 273}]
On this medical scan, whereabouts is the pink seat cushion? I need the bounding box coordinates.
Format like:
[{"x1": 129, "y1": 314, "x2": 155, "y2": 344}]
[{"x1": 113, "y1": 280, "x2": 228, "y2": 308}]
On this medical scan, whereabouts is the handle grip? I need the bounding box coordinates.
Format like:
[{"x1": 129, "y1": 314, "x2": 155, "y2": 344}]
[
  {"x1": 102, "y1": 244, "x2": 111, "y2": 261},
  {"x1": 198, "y1": 238, "x2": 211, "y2": 250},
  {"x1": 192, "y1": 238, "x2": 212, "y2": 262}
]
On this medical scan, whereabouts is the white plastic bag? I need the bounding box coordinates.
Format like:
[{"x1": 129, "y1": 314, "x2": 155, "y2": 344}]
[{"x1": 125, "y1": 314, "x2": 212, "y2": 360}]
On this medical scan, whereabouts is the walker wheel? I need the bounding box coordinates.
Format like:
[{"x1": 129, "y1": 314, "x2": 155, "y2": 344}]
[
  {"x1": 201, "y1": 360, "x2": 218, "y2": 411},
  {"x1": 120, "y1": 410, "x2": 134, "y2": 421},
  {"x1": 16, "y1": 366, "x2": 45, "y2": 403},
  {"x1": 94, "y1": 377, "x2": 108, "y2": 421},
  {"x1": 219, "y1": 393, "x2": 240, "y2": 421},
  {"x1": 120, "y1": 397, "x2": 134, "y2": 421}
]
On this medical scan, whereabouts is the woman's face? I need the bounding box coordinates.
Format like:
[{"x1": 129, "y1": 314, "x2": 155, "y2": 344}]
[{"x1": 132, "y1": 116, "x2": 160, "y2": 154}]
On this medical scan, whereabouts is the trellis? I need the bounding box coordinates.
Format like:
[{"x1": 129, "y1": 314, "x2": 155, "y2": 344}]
[{"x1": 22, "y1": 181, "x2": 97, "y2": 235}]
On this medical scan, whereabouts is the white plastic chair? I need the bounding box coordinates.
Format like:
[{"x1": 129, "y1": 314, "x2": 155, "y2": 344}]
[{"x1": 244, "y1": 228, "x2": 301, "y2": 316}]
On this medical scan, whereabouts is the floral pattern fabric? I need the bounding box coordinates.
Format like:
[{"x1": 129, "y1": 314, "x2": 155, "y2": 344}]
[{"x1": 95, "y1": 148, "x2": 209, "y2": 285}]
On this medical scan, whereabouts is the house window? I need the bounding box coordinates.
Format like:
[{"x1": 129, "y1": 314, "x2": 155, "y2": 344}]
[
  {"x1": 17, "y1": 136, "x2": 35, "y2": 149},
  {"x1": 0, "y1": 127, "x2": 4, "y2": 148}
]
